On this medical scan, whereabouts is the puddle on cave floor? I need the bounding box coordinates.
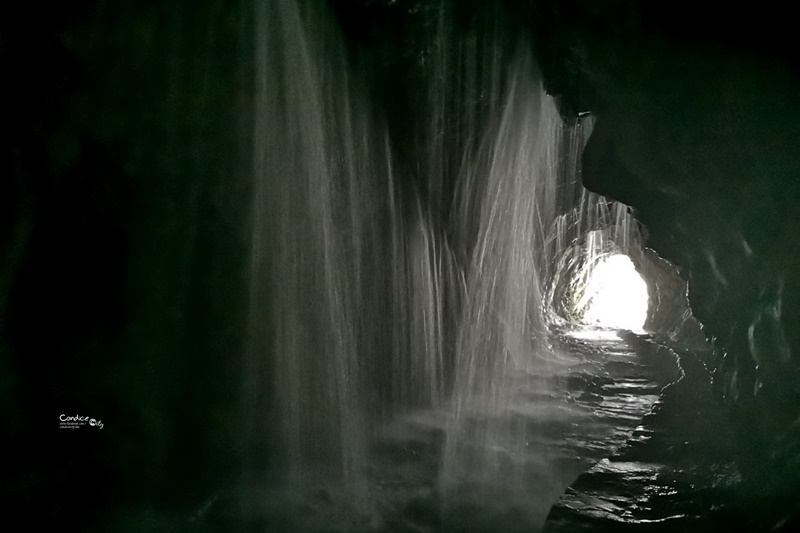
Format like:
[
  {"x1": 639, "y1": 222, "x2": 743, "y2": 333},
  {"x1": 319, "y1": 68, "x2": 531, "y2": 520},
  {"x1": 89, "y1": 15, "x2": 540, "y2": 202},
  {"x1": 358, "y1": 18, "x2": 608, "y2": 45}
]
[{"x1": 209, "y1": 329, "x2": 743, "y2": 533}]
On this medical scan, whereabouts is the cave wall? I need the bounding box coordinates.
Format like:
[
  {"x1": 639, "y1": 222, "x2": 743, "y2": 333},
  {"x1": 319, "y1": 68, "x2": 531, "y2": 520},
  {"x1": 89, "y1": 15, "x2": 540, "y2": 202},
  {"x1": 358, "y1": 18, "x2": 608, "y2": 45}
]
[{"x1": 533, "y1": 0, "x2": 800, "y2": 521}]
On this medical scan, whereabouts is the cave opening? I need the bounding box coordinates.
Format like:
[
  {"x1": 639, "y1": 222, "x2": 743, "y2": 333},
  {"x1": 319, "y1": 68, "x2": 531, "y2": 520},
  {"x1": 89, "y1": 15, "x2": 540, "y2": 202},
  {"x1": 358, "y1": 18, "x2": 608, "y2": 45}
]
[
  {"x1": 556, "y1": 249, "x2": 650, "y2": 342},
  {"x1": 575, "y1": 253, "x2": 648, "y2": 331}
]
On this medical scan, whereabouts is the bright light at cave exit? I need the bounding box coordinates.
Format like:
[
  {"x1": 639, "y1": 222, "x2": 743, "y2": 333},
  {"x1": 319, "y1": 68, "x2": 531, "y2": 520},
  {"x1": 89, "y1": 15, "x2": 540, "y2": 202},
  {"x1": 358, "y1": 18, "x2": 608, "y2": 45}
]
[{"x1": 580, "y1": 254, "x2": 649, "y2": 332}]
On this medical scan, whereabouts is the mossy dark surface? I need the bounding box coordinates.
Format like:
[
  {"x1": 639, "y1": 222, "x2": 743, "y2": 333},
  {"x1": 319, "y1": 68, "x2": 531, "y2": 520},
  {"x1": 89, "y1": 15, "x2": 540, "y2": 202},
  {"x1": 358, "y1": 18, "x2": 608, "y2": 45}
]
[{"x1": 2, "y1": 1, "x2": 251, "y2": 528}]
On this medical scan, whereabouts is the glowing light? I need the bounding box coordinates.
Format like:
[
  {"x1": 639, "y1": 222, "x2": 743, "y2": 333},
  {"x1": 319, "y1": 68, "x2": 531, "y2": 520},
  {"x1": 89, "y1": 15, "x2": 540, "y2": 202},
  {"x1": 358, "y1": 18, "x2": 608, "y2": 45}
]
[
  {"x1": 579, "y1": 254, "x2": 648, "y2": 332},
  {"x1": 565, "y1": 328, "x2": 621, "y2": 341}
]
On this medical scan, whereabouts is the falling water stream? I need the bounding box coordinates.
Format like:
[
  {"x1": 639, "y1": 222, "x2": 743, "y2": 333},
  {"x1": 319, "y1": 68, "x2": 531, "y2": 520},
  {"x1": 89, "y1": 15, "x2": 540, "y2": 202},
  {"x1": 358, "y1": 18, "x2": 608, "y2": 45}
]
[{"x1": 241, "y1": 1, "x2": 723, "y2": 531}]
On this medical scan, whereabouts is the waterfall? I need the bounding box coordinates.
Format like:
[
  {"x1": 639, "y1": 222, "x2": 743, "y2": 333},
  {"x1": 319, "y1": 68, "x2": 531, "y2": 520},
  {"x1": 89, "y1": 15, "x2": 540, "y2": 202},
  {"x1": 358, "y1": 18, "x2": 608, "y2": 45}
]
[
  {"x1": 249, "y1": 0, "x2": 378, "y2": 493},
  {"x1": 247, "y1": 0, "x2": 651, "y2": 527},
  {"x1": 248, "y1": 0, "x2": 453, "y2": 496},
  {"x1": 430, "y1": 8, "x2": 574, "y2": 524}
]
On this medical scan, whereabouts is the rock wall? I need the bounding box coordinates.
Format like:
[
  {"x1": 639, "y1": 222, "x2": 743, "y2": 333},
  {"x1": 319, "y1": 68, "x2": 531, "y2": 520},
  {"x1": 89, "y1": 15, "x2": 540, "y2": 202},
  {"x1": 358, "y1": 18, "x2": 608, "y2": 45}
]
[{"x1": 534, "y1": 0, "x2": 800, "y2": 523}]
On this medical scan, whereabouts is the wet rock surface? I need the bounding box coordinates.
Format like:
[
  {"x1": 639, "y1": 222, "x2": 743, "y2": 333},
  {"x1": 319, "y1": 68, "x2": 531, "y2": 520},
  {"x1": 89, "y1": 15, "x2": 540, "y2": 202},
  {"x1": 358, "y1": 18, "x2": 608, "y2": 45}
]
[
  {"x1": 534, "y1": 1, "x2": 800, "y2": 523},
  {"x1": 227, "y1": 332, "x2": 681, "y2": 532}
]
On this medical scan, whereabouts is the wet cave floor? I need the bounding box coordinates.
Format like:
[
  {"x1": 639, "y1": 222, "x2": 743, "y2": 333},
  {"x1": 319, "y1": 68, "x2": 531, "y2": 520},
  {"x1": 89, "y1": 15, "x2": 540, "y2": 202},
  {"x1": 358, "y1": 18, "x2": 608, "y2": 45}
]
[{"x1": 200, "y1": 331, "x2": 746, "y2": 533}]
